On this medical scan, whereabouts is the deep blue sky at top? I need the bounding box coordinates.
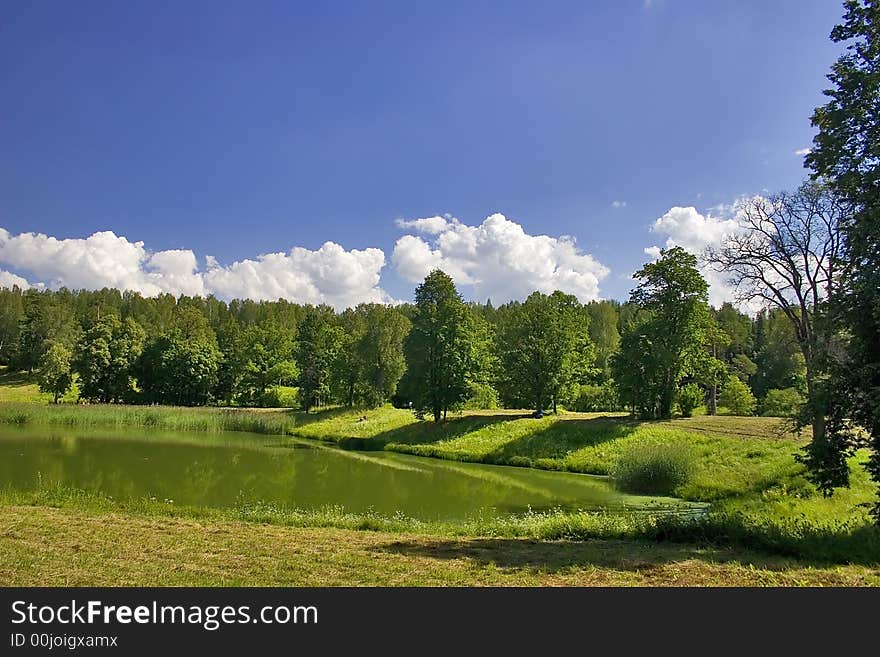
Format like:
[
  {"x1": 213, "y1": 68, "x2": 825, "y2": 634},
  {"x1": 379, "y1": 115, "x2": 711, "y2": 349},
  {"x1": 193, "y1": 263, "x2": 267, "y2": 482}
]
[{"x1": 0, "y1": 0, "x2": 845, "y2": 302}]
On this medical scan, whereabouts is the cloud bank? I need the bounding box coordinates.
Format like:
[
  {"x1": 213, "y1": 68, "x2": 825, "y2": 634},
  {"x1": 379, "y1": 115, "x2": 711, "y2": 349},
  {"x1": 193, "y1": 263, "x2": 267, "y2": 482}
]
[
  {"x1": 0, "y1": 228, "x2": 390, "y2": 309},
  {"x1": 392, "y1": 213, "x2": 609, "y2": 303}
]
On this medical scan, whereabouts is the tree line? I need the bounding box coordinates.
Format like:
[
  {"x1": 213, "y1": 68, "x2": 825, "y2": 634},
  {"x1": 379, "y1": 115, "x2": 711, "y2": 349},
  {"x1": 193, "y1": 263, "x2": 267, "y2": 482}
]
[{"x1": 0, "y1": 264, "x2": 807, "y2": 422}]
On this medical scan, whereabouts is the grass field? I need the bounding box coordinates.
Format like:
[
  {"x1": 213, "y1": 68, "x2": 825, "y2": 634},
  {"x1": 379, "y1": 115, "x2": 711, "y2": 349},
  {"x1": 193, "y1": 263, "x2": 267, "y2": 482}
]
[
  {"x1": 1, "y1": 375, "x2": 878, "y2": 584},
  {"x1": 3, "y1": 505, "x2": 878, "y2": 586}
]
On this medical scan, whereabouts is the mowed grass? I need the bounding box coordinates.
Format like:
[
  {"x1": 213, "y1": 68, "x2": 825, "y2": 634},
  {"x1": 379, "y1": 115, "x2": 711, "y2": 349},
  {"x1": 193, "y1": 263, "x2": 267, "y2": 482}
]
[{"x1": 2, "y1": 505, "x2": 878, "y2": 586}]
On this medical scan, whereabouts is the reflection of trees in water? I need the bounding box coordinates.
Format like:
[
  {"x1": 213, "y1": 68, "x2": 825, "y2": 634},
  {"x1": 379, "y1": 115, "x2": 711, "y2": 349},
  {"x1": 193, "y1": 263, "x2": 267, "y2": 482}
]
[{"x1": 0, "y1": 428, "x2": 691, "y2": 519}]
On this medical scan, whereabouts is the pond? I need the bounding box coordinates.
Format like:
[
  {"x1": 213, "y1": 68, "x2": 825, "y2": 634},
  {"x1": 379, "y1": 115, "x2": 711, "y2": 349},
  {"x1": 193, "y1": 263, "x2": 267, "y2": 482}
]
[{"x1": 0, "y1": 427, "x2": 703, "y2": 521}]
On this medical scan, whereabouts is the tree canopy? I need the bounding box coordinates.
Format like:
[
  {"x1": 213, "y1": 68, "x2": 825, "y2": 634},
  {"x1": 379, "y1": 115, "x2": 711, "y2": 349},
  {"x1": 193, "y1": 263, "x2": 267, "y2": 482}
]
[{"x1": 615, "y1": 247, "x2": 712, "y2": 419}]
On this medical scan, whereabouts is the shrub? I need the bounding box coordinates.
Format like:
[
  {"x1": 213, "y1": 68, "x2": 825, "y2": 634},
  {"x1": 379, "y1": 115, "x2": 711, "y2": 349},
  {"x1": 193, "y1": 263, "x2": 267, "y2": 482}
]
[
  {"x1": 761, "y1": 387, "x2": 805, "y2": 418},
  {"x1": 718, "y1": 377, "x2": 757, "y2": 416},
  {"x1": 676, "y1": 383, "x2": 703, "y2": 418},
  {"x1": 569, "y1": 381, "x2": 620, "y2": 412},
  {"x1": 611, "y1": 444, "x2": 696, "y2": 495},
  {"x1": 462, "y1": 382, "x2": 499, "y2": 410},
  {"x1": 260, "y1": 385, "x2": 299, "y2": 408}
]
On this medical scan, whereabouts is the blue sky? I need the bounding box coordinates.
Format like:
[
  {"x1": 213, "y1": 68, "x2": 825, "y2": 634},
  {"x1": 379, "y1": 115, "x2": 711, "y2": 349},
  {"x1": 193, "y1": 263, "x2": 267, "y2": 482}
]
[{"x1": 0, "y1": 0, "x2": 845, "y2": 306}]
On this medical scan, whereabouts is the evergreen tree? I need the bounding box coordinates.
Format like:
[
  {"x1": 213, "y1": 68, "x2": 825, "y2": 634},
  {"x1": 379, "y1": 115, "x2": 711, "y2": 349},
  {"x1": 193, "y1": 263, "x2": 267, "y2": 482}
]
[{"x1": 807, "y1": 0, "x2": 880, "y2": 518}]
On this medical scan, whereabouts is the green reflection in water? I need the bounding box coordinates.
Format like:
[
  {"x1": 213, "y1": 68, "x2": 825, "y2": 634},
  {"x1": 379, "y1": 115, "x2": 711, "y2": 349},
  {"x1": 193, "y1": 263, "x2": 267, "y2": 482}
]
[{"x1": 0, "y1": 426, "x2": 702, "y2": 521}]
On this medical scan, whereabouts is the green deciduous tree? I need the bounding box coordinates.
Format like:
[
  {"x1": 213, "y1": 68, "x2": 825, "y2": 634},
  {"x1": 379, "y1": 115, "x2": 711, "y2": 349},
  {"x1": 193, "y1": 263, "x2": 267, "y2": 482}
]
[
  {"x1": 585, "y1": 300, "x2": 620, "y2": 381},
  {"x1": 676, "y1": 382, "x2": 704, "y2": 418},
  {"x1": 240, "y1": 321, "x2": 297, "y2": 406},
  {"x1": 0, "y1": 287, "x2": 24, "y2": 366},
  {"x1": 38, "y1": 342, "x2": 73, "y2": 403},
  {"x1": 296, "y1": 306, "x2": 341, "y2": 412},
  {"x1": 762, "y1": 388, "x2": 806, "y2": 418},
  {"x1": 75, "y1": 313, "x2": 145, "y2": 403},
  {"x1": 719, "y1": 376, "x2": 757, "y2": 416},
  {"x1": 715, "y1": 302, "x2": 753, "y2": 361},
  {"x1": 400, "y1": 270, "x2": 481, "y2": 422},
  {"x1": 495, "y1": 291, "x2": 592, "y2": 413},
  {"x1": 136, "y1": 308, "x2": 219, "y2": 406},
  {"x1": 332, "y1": 304, "x2": 410, "y2": 408},
  {"x1": 15, "y1": 291, "x2": 79, "y2": 373},
  {"x1": 615, "y1": 247, "x2": 712, "y2": 419}
]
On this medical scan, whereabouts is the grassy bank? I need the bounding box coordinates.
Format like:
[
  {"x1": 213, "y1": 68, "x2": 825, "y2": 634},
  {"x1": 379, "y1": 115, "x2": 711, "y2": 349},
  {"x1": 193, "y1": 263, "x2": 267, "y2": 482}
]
[
  {"x1": 2, "y1": 504, "x2": 878, "y2": 586},
  {"x1": 291, "y1": 407, "x2": 813, "y2": 502}
]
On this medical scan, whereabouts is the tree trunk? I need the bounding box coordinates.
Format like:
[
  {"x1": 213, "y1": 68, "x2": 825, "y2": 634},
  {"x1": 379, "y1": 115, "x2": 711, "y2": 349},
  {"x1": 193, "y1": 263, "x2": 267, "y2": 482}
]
[
  {"x1": 708, "y1": 344, "x2": 718, "y2": 416},
  {"x1": 805, "y1": 362, "x2": 826, "y2": 445},
  {"x1": 660, "y1": 378, "x2": 673, "y2": 419},
  {"x1": 812, "y1": 413, "x2": 826, "y2": 446}
]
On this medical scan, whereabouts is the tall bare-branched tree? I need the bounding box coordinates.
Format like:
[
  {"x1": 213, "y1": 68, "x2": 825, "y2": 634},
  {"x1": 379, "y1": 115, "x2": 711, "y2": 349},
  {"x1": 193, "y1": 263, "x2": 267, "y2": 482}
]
[{"x1": 706, "y1": 182, "x2": 853, "y2": 489}]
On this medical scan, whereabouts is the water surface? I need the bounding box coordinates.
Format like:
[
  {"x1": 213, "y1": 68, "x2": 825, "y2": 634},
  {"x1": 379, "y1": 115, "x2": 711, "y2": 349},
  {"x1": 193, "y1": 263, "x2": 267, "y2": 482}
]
[{"x1": 0, "y1": 427, "x2": 701, "y2": 521}]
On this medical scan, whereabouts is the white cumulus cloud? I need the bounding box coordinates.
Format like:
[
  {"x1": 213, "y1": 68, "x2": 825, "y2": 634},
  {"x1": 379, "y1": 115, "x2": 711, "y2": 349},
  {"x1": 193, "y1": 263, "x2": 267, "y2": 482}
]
[
  {"x1": 395, "y1": 215, "x2": 452, "y2": 234},
  {"x1": 0, "y1": 268, "x2": 32, "y2": 290},
  {"x1": 392, "y1": 213, "x2": 609, "y2": 303},
  {"x1": 795, "y1": 148, "x2": 812, "y2": 156},
  {"x1": 644, "y1": 204, "x2": 746, "y2": 307},
  {"x1": 611, "y1": 200, "x2": 627, "y2": 209},
  {"x1": 204, "y1": 242, "x2": 391, "y2": 309},
  {"x1": 0, "y1": 228, "x2": 391, "y2": 309}
]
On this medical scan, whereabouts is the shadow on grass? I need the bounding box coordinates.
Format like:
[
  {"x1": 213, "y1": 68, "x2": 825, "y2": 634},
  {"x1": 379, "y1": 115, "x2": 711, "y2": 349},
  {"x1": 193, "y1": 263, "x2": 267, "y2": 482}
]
[
  {"x1": 483, "y1": 416, "x2": 643, "y2": 464},
  {"x1": 337, "y1": 413, "x2": 530, "y2": 451},
  {"x1": 371, "y1": 537, "x2": 807, "y2": 574},
  {"x1": 374, "y1": 523, "x2": 880, "y2": 571},
  {"x1": 0, "y1": 370, "x2": 37, "y2": 388},
  {"x1": 290, "y1": 406, "x2": 355, "y2": 427},
  {"x1": 648, "y1": 512, "x2": 880, "y2": 566}
]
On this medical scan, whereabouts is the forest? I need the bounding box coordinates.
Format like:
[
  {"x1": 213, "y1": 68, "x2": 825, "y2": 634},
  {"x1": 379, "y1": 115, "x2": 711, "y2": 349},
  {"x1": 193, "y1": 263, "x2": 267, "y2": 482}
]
[{"x1": 0, "y1": 255, "x2": 806, "y2": 421}]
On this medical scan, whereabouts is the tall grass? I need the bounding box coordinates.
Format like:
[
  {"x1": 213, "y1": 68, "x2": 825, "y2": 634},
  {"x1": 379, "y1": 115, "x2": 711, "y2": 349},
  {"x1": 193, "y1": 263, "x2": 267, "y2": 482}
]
[
  {"x1": 0, "y1": 403, "x2": 296, "y2": 435},
  {"x1": 611, "y1": 444, "x2": 697, "y2": 495}
]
